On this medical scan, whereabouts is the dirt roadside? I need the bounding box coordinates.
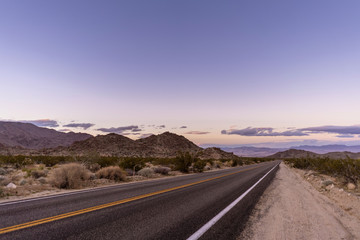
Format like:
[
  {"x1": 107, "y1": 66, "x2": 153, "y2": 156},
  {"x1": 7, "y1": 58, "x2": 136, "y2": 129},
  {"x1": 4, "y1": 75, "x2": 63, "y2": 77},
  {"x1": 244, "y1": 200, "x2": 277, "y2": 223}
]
[{"x1": 239, "y1": 163, "x2": 360, "y2": 240}]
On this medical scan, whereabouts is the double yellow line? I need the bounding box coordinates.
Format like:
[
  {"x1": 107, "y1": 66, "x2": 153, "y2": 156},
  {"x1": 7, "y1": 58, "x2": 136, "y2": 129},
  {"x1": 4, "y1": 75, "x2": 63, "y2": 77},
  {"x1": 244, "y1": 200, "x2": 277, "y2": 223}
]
[{"x1": 0, "y1": 165, "x2": 261, "y2": 235}]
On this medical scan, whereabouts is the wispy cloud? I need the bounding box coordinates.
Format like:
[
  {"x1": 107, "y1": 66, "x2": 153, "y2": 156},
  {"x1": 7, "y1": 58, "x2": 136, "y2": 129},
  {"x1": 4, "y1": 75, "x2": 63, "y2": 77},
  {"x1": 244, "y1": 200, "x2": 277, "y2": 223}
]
[
  {"x1": 336, "y1": 134, "x2": 355, "y2": 138},
  {"x1": 222, "y1": 124, "x2": 360, "y2": 137},
  {"x1": 185, "y1": 131, "x2": 210, "y2": 135},
  {"x1": 221, "y1": 127, "x2": 308, "y2": 137},
  {"x1": 97, "y1": 125, "x2": 142, "y2": 134},
  {"x1": 148, "y1": 124, "x2": 166, "y2": 129},
  {"x1": 63, "y1": 123, "x2": 95, "y2": 130},
  {"x1": 21, "y1": 119, "x2": 59, "y2": 128}
]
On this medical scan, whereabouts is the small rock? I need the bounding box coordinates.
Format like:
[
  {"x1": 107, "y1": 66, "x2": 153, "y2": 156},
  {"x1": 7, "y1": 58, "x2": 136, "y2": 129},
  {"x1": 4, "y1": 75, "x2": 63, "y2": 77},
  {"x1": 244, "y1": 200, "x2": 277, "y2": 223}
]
[
  {"x1": 204, "y1": 166, "x2": 211, "y2": 171},
  {"x1": 326, "y1": 184, "x2": 334, "y2": 190},
  {"x1": 339, "y1": 188, "x2": 344, "y2": 192},
  {"x1": 19, "y1": 179, "x2": 27, "y2": 185},
  {"x1": 6, "y1": 182, "x2": 17, "y2": 189},
  {"x1": 347, "y1": 183, "x2": 356, "y2": 190},
  {"x1": 37, "y1": 177, "x2": 47, "y2": 184},
  {"x1": 0, "y1": 168, "x2": 6, "y2": 175},
  {"x1": 321, "y1": 180, "x2": 333, "y2": 187},
  {"x1": 304, "y1": 170, "x2": 315, "y2": 177}
]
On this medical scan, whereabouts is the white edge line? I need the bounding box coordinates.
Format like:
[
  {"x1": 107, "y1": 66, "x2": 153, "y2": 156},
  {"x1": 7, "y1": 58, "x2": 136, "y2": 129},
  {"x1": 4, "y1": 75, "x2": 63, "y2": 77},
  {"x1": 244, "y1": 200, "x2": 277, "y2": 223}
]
[{"x1": 187, "y1": 163, "x2": 280, "y2": 240}]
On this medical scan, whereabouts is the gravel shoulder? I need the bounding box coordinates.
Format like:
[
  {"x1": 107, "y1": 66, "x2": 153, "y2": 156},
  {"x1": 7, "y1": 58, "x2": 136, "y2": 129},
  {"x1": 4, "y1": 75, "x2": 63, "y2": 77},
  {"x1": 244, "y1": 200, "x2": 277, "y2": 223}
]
[{"x1": 239, "y1": 163, "x2": 360, "y2": 240}]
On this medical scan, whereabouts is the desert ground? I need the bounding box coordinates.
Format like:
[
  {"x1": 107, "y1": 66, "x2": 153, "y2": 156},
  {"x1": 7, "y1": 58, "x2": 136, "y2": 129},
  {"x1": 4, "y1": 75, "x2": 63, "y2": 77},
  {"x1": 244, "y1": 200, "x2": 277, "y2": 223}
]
[{"x1": 239, "y1": 163, "x2": 360, "y2": 240}]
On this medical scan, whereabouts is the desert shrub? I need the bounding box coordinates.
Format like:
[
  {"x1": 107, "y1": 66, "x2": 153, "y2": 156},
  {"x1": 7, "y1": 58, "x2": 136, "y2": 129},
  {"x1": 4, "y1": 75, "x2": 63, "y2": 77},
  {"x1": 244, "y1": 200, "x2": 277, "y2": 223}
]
[
  {"x1": 31, "y1": 170, "x2": 47, "y2": 179},
  {"x1": 87, "y1": 163, "x2": 101, "y2": 172},
  {"x1": 119, "y1": 158, "x2": 145, "y2": 171},
  {"x1": 96, "y1": 166, "x2": 126, "y2": 181},
  {"x1": 151, "y1": 158, "x2": 175, "y2": 166},
  {"x1": 285, "y1": 157, "x2": 360, "y2": 184},
  {"x1": 174, "y1": 152, "x2": 197, "y2": 173},
  {"x1": 124, "y1": 168, "x2": 135, "y2": 176},
  {"x1": 231, "y1": 158, "x2": 244, "y2": 167},
  {"x1": 137, "y1": 168, "x2": 155, "y2": 177},
  {"x1": 95, "y1": 157, "x2": 119, "y2": 167},
  {"x1": 49, "y1": 163, "x2": 91, "y2": 189},
  {"x1": 193, "y1": 160, "x2": 207, "y2": 173},
  {"x1": 153, "y1": 166, "x2": 171, "y2": 175}
]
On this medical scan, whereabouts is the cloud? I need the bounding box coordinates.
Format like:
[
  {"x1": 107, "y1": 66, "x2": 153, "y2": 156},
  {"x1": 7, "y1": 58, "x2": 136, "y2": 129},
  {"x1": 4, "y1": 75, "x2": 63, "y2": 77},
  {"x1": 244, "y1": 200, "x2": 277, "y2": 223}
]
[
  {"x1": 185, "y1": 131, "x2": 210, "y2": 135},
  {"x1": 148, "y1": 124, "x2": 166, "y2": 129},
  {"x1": 21, "y1": 119, "x2": 59, "y2": 128},
  {"x1": 180, "y1": 126, "x2": 187, "y2": 129},
  {"x1": 63, "y1": 123, "x2": 95, "y2": 130},
  {"x1": 301, "y1": 125, "x2": 360, "y2": 135},
  {"x1": 221, "y1": 124, "x2": 360, "y2": 138},
  {"x1": 97, "y1": 125, "x2": 142, "y2": 134},
  {"x1": 221, "y1": 127, "x2": 308, "y2": 137},
  {"x1": 58, "y1": 129, "x2": 72, "y2": 132},
  {"x1": 336, "y1": 134, "x2": 355, "y2": 138}
]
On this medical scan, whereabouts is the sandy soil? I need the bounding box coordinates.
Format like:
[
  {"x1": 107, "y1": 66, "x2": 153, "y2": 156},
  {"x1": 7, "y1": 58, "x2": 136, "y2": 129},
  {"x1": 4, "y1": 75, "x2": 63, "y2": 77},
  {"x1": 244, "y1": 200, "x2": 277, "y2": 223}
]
[{"x1": 239, "y1": 163, "x2": 360, "y2": 240}]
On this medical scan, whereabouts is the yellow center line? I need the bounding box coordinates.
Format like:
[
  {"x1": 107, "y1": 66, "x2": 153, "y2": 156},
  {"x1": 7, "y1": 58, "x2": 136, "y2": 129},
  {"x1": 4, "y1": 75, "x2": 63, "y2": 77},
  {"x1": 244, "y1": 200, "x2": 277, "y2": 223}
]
[{"x1": 0, "y1": 165, "x2": 263, "y2": 235}]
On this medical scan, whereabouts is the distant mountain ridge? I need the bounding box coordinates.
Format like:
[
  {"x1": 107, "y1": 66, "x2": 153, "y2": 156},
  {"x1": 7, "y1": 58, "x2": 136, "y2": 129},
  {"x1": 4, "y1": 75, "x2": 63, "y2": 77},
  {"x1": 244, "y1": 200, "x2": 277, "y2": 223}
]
[
  {"x1": 222, "y1": 144, "x2": 360, "y2": 157},
  {"x1": 291, "y1": 145, "x2": 360, "y2": 154},
  {"x1": 221, "y1": 146, "x2": 286, "y2": 157},
  {"x1": 268, "y1": 149, "x2": 360, "y2": 160},
  {"x1": 0, "y1": 121, "x2": 91, "y2": 149}
]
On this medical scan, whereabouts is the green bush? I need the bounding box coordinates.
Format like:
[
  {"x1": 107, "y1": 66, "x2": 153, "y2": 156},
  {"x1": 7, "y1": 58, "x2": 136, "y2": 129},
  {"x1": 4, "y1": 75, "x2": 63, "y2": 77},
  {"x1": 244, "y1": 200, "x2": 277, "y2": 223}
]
[
  {"x1": 174, "y1": 152, "x2": 196, "y2": 173},
  {"x1": 193, "y1": 160, "x2": 206, "y2": 173},
  {"x1": 119, "y1": 158, "x2": 145, "y2": 171}
]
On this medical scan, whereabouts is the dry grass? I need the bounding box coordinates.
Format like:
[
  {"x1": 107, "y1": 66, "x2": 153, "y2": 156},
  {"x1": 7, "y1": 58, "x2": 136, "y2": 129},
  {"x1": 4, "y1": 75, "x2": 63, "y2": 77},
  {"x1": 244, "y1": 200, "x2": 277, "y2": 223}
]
[
  {"x1": 49, "y1": 163, "x2": 91, "y2": 189},
  {"x1": 96, "y1": 166, "x2": 126, "y2": 182},
  {"x1": 137, "y1": 168, "x2": 155, "y2": 177},
  {"x1": 153, "y1": 166, "x2": 171, "y2": 175}
]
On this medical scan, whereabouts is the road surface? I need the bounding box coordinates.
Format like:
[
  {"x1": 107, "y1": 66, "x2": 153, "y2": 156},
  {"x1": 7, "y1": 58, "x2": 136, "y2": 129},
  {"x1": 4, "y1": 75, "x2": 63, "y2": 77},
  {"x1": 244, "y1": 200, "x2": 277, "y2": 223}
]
[{"x1": 0, "y1": 161, "x2": 280, "y2": 240}]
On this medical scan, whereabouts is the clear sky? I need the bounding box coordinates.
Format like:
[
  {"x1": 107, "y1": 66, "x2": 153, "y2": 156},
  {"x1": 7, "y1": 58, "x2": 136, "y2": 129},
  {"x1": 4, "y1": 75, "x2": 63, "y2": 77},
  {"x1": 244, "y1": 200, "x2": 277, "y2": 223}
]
[{"x1": 1, "y1": 0, "x2": 360, "y2": 147}]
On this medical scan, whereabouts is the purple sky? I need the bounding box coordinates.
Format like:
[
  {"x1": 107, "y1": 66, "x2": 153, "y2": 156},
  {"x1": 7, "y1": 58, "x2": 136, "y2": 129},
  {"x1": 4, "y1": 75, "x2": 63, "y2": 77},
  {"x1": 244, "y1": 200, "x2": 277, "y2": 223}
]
[{"x1": 1, "y1": 1, "x2": 360, "y2": 147}]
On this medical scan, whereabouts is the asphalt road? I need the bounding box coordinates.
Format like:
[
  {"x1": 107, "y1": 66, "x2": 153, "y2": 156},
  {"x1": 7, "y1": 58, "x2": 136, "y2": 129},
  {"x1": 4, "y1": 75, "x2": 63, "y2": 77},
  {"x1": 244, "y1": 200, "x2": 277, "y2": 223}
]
[{"x1": 0, "y1": 161, "x2": 280, "y2": 240}]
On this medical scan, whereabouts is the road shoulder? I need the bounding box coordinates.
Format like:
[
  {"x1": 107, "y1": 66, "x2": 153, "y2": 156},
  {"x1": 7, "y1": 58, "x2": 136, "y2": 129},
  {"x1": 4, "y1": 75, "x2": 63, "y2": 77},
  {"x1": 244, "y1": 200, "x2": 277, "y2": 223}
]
[{"x1": 238, "y1": 163, "x2": 360, "y2": 240}]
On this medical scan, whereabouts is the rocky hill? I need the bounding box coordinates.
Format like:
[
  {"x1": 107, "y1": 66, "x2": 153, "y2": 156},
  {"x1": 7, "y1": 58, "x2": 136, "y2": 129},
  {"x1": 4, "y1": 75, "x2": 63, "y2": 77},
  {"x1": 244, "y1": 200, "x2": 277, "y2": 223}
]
[
  {"x1": 46, "y1": 132, "x2": 202, "y2": 158},
  {"x1": 198, "y1": 147, "x2": 239, "y2": 160},
  {"x1": 322, "y1": 151, "x2": 360, "y2": 159},
  {"x1": 135, "y1": 132, "x2": 202, "y2": 158},
  {"x1": 42, "y1": 132, "x2": 239, "y2": 160},
  {"x1": 0, "y1": 121, "x2": 91, "y2": 149},
  {"x1": 0, "y1": 123, "x2": 242, "y2": 160}
]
